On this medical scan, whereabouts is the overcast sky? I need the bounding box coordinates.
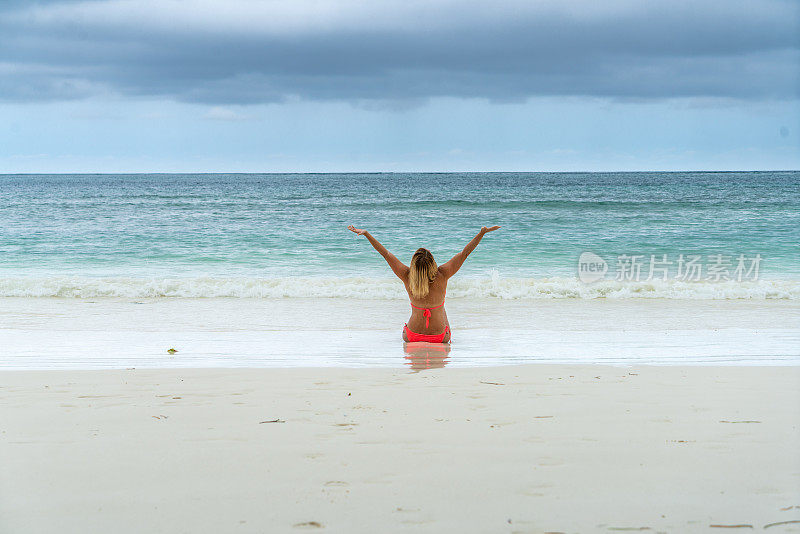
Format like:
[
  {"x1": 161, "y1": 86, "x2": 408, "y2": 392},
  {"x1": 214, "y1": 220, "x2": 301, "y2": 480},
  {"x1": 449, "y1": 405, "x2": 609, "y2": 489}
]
[{"x1": 1, "y1": 0, "x2": 798, "y2": 172}]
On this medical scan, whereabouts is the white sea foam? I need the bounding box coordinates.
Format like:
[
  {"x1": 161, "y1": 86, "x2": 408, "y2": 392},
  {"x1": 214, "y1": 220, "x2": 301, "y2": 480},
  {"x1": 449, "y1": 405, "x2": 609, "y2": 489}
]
[{"x1": 1, "y1": 274, "x2": 798, "y2": 299}]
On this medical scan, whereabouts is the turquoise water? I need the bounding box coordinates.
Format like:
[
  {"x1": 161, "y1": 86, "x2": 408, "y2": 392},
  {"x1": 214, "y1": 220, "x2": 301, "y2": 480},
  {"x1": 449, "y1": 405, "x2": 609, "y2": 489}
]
[{"x1": 0, "y1": 172, "x2": 798, "y2": 298}]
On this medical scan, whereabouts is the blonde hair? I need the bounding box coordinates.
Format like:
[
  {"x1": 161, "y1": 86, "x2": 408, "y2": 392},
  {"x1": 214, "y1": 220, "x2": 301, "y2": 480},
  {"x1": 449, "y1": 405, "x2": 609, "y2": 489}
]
[{"x1": 409, "y1": 248, "x2": 437, "y2": 299}]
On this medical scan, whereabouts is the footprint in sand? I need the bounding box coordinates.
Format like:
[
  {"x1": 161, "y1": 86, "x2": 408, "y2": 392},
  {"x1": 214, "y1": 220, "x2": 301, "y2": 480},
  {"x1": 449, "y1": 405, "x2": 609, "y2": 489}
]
[
  {"x1": 293, "y1": 521, "x2": 323, "y2": 529},
  {"x1": 519, "y1": 489, "x2": 546, "y2": 497},
  {"x1": 400, "y1": 519, "x2": 433, "y2": 525}
]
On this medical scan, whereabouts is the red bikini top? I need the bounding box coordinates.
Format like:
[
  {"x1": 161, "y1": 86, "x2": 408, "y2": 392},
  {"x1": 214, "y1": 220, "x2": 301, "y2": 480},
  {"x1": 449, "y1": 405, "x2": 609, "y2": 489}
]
[{"x1": 409, "y1": 297, "x2": 445, "y2": 329}]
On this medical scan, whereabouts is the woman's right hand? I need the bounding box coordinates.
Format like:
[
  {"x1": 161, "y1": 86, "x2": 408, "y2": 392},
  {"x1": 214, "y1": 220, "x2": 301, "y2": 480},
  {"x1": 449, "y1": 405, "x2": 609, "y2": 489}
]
[
  {"x1": 481, "y1": 225, "x2": 501, "y2": 234},
  {"x1": 347, "y1": 225, "x2": 367, "y2": 236}
]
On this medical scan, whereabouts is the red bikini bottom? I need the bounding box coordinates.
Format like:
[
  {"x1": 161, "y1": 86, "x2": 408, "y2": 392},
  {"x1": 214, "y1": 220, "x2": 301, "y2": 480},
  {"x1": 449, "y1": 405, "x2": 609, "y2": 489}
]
[{"x1": 403, "y1": 324, "x2": 450, "y2": 344}]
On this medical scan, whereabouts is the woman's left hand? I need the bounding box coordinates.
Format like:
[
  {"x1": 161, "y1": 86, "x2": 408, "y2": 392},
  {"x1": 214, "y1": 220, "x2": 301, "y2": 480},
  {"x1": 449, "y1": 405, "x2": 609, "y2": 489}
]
[{"x1": 347, "y1": 225, "x2": 367, "y2": 236}]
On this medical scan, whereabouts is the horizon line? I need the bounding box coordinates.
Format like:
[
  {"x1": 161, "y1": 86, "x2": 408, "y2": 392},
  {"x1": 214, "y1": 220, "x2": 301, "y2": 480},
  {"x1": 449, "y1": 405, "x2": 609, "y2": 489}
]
[{"x1": 1, "y1": 169, "x2": 798, "y2": 175}]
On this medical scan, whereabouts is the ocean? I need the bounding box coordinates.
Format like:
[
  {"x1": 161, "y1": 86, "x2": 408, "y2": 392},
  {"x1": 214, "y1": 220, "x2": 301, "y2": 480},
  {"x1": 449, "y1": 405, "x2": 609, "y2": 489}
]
[{"x1": 1, "y1": 172, "x2": 798, "y2": 369}]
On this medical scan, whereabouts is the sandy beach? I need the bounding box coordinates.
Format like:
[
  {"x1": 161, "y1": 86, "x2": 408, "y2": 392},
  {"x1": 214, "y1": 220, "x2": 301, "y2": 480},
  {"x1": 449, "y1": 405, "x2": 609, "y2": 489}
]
[
  {"x1": 3, "y1": 0, "x2": 799, "y2": 529},
  {"x1": 2, "y1": 364, "x2": 798, "y2": 533}
]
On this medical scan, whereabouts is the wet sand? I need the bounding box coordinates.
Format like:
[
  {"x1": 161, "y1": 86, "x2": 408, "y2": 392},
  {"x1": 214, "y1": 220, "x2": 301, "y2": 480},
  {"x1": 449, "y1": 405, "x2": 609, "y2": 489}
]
[
  {"x1": 2, "y1": 298, "x2": 799, "y2": 368},
  {"x1": 1, "y1": 364, "x2": 799, "y2": 533}
]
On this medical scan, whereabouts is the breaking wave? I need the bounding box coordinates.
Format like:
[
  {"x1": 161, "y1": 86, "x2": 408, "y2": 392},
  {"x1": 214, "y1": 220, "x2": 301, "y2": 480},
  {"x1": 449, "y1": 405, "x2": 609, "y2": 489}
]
[{"x1": 1, "y1": 273, "x2": 798, "y2": 299}]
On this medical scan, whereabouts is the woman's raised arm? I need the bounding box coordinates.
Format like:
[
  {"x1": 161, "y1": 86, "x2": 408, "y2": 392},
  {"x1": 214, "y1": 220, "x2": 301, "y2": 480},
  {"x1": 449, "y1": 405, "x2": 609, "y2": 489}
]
[
  {"x1": 439, "y1": 226, "x2": 501, "y2": 279},
  {"x1": 348, "y1": 225, "x2": 409, "y2": 280}
]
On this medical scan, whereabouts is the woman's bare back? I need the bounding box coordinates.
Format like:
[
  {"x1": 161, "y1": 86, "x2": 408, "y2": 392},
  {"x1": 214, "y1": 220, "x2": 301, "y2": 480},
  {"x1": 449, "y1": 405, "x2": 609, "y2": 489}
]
[{"x1": 403, "y1": 268, "x2": 449, "y2": 336}]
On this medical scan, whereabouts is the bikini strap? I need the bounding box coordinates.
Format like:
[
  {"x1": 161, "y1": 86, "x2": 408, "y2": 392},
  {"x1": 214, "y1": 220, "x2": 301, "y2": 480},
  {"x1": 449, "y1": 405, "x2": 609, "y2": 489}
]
[
  {"x1": 409, "y1": 301, "x2": 445, "y2": 329},
  {"x1": 409, "y1": 301, "x2": 445, "y2": 310}
]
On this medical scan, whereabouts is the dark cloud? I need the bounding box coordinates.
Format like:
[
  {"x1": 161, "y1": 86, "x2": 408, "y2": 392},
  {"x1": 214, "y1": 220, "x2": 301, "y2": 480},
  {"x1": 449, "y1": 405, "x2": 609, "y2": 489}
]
[{"x1": 0, "y1": 0, "x2": 797, "y2": 105}]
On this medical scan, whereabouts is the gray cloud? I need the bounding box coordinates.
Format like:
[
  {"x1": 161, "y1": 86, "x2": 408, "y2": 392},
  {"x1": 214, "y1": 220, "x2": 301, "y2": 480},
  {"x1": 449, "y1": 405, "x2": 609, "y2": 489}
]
[{"x1": 0, "y1": 0, "x2": 797, "y2": 105}]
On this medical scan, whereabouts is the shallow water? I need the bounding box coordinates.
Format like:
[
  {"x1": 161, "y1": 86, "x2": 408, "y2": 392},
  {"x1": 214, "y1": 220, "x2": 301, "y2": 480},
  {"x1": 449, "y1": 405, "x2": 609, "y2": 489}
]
[
  {"x1": 2, "y1": 172, "x2": 798, "y2": 369},
  {"x1": 2, "y1": 298, "x2": 797, "y2": 369},
  {"x1": 1, "y1": 172, "x2": 798, "y2": 285}
]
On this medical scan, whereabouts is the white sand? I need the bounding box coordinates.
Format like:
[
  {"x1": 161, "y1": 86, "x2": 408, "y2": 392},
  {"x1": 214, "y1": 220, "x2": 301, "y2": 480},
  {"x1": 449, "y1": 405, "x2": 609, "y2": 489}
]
[{"x1": 2, "y1": 365, "x2": 799, "y2": 533}]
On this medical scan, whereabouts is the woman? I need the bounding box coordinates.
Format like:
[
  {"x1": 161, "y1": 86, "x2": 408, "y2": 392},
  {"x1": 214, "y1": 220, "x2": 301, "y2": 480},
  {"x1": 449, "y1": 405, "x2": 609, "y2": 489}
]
[{"x1": 347, "y1": 225, "x2": 501, "y2": 343}]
